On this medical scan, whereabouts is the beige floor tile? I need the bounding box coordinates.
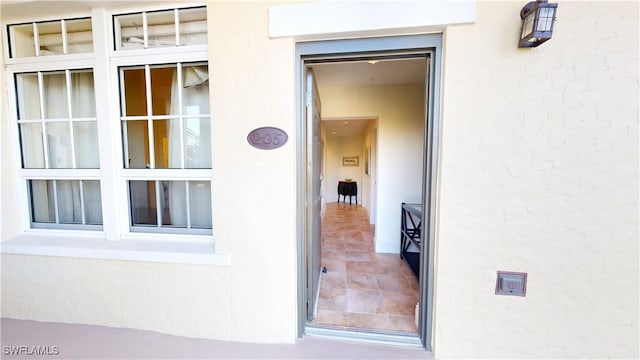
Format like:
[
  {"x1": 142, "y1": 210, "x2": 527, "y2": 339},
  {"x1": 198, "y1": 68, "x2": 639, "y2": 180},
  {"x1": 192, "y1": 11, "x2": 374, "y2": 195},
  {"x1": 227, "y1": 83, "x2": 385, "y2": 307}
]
[
  {"x1": 347, "y1": 313, "x2": 392, "y2": 331},
  {"x1": 313, "y1": 202, "x2": 419, "y2": 333}
]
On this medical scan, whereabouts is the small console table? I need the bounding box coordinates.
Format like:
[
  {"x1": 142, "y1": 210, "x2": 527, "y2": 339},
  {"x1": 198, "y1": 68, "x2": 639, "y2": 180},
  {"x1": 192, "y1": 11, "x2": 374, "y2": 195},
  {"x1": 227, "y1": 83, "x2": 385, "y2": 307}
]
[
  {"x1": 337, "y1": 181, "x2": 357, "y2": 205},
  {"x1": 400, "y1": 202, "x2": 422, "y2": 279}
]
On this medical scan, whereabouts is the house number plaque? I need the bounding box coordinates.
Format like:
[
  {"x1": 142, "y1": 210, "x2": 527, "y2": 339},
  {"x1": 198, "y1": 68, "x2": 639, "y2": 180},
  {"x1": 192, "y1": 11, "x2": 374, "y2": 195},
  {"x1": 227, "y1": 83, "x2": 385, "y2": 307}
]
[{"x1": 247, "y1": 127, "x2": 288, "y2": 150}]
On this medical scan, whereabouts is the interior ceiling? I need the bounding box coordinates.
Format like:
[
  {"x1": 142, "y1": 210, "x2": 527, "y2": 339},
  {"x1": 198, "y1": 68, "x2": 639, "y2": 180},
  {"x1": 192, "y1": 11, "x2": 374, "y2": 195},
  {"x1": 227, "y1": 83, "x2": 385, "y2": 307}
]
[{"x1": 313, "y1": 58, "x2": 426, "y2": 138}]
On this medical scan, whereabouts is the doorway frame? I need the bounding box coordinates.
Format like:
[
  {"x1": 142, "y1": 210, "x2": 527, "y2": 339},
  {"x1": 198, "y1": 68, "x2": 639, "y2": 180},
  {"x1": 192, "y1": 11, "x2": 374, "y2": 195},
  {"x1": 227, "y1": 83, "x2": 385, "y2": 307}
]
[{"x1": 295, "y1": 34, "x2": 442, "y2": 350}]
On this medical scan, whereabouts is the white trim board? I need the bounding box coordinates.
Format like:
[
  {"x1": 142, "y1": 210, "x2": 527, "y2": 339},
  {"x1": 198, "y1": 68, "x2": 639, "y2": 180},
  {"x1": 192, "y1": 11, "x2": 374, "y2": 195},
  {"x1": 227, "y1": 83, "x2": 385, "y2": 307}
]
[{"x1": 269, "y1": 1, "x2": 476, "y2": 39}]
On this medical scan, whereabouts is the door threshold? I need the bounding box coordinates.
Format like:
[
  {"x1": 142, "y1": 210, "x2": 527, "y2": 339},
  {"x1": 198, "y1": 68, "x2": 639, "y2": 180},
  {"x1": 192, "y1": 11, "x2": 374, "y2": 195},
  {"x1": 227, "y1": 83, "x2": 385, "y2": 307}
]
[{"x1": 305, "y1": 324, "x2": 423, "y2": 347}]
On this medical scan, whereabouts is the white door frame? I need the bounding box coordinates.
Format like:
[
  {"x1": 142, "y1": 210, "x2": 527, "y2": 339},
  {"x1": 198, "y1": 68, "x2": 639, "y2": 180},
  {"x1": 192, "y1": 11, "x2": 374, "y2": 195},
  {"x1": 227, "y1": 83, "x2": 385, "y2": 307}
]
[{"x1": 295, "y1": 34, "x2": 442, "y2": 350}]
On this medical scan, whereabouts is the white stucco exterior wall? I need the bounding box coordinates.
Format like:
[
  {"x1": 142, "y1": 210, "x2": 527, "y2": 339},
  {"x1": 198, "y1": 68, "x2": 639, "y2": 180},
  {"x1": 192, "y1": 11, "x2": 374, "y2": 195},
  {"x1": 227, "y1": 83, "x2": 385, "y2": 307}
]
[
  {"x1": 1, "y1": 0, "x2": 298, "y2": 344},
  {"x1": 434, "y1": 1, "x2": 638, "y2": 358},
  {"x1": 0, "y1": 1, "x2": 637, "y2": 358},
  {"x1": 207, "y1": 1, "x2": 298, "y2": 343}
]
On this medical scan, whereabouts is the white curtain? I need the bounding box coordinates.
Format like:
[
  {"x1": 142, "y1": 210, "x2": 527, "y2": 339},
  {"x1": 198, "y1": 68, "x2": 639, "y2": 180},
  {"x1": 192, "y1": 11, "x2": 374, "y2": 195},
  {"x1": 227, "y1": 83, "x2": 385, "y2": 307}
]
[
  {"x1": 27, "y1": 70, "x2": 99, "y2": 225},
  {"x1": 166, "y1": 65, "x2": 210, "y2": 228}
]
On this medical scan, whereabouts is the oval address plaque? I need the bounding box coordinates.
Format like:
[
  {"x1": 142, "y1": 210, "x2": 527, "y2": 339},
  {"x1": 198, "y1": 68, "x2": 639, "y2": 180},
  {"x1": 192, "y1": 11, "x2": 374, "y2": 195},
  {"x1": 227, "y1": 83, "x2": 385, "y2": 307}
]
[{"x1": 247, "y1": 127, "x2": 288, "y2": 150}]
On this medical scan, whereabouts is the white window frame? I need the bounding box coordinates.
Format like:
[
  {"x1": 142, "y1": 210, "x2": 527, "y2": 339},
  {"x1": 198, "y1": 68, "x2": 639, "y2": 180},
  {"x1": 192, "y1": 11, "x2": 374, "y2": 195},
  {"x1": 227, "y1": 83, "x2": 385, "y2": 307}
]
[{"x1": 1, "y1": 3, "x2": 224, "y2": 265}]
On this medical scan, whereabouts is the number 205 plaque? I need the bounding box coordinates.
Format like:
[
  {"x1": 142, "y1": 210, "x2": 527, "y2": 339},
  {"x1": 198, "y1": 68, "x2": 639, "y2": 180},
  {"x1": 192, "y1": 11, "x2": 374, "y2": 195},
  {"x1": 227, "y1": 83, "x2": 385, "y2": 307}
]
[{"x1": 247, "y1": 127, "x2": 288, "y2": 150}]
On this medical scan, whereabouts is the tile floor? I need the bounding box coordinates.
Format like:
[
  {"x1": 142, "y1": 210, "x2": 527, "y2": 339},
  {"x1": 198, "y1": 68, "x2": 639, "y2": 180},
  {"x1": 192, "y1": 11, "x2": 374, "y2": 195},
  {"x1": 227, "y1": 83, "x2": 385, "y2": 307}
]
[{"x1": 312, "y1": 201, "x2": 419, "y2": 335}]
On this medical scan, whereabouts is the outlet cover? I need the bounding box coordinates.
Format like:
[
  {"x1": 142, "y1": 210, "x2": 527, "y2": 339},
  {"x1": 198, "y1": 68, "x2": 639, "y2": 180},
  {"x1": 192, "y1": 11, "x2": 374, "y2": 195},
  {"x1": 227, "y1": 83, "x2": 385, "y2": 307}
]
[{"x1": 495, "y1": 271, "x2": 527, "y2": 296}]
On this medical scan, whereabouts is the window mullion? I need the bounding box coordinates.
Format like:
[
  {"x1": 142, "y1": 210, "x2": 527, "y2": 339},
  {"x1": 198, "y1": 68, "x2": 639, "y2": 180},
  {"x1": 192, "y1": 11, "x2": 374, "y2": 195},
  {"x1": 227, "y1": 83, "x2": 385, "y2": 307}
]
[
  {"x1": 145, "y1": 65, "x2": 155, "y2": 169},
  {"x1": 177, "y1": 62, "x2": 185, "y2": 169},
  {"x1": 37, "y1": 71, "x2": 51, "y2": 169},
  {"x1": 52, "y1": 180, "x2": 60, "y2": 224},
  {"x1": 185, "y1": 181, "x2": 191, "y2": 229},
  {"x1": 61, "y1": 19, "x2": 68, "y2": 54},
  {"x1": 32, "y1": 23, "x2": 40, "y2": 57},
  {"x1": 155, "y1": 180, "x2": 162, "y2": 228},
  {"x1": 92, "y1": 6, "x2": 119, "y2": 239},
  {"x1": 142, "y1": 11, "x2": 149, "y2": 49},
  {"x1": 174, "y1": 9, "x2": 180, "y2": 46},
  {"x1": 65, "y1": 70, "x2": 77, "y2": 168},
  {"x1": 79, "y1": 180, "x2": 86, "y2": 225}
]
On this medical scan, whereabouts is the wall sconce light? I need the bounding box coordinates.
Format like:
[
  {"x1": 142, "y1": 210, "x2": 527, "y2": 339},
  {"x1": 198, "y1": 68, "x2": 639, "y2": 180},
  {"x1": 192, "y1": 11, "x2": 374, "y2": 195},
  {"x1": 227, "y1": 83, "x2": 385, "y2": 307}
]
[{"x1": 518, "y1": 0, "x2": 558, "y2": 48}]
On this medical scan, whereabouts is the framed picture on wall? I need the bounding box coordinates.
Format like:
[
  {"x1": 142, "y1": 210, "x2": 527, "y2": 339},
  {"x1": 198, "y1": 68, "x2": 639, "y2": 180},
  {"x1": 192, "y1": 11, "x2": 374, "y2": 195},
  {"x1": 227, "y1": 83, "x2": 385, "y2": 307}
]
[{"x1": 342, "y1": 156, "x2": 359, "y2": 167}]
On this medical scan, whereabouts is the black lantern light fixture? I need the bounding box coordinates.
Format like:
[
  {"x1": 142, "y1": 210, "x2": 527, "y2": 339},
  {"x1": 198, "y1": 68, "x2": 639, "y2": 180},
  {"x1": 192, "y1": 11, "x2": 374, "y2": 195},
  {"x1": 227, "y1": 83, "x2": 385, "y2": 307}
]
[{"x1": 518, "y1": 0, "x2": 558, "y2": 48}]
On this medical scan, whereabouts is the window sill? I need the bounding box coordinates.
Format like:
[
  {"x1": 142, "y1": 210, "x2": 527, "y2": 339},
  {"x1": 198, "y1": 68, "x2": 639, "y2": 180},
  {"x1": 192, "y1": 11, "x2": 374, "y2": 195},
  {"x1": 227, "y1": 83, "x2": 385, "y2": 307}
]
[{"x1": 0, "y1": 232, "x2": 230, "y2": 266}]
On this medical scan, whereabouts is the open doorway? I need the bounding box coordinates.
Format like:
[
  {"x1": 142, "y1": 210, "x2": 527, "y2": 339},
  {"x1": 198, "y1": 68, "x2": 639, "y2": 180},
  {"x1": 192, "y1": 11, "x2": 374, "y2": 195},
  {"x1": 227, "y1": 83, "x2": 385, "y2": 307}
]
[
  {"x1": 297, "y1": 35, "x2": 442, "y2": 349},
  {"x1": 309, "y1": 58, "x2": 426, "y2": 337}
]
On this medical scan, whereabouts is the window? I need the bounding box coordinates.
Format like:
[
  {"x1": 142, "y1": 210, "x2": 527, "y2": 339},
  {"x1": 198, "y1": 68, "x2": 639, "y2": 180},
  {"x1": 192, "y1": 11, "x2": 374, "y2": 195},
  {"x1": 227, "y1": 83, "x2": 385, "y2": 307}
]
[
  {"x1": 9, "y1": 18, "x2": 102, "y2": 230},
  {"x1": 8, "y1": 17, "x2": 93, "y2": 57},
  {"x1": 6, "y1": 6, "x2": 211, "y2": 237},
  {"x1": 119, "y1": 62, "x2": 212, "y2": 234}
]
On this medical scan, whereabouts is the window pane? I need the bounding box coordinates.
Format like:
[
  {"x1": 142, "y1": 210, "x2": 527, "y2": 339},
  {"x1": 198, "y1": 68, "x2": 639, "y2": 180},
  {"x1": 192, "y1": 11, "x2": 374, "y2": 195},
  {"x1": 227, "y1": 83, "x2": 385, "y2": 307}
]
[
  {"x1": 47, "y1": 122, "x2": 72, "y2": 168},
  {"x1": 9, "y1": 24, "x2": 36, "y2": 58},
  {"x1": 43, "y1": 72, "x2": 69, "y2": 119},
  {"x1": 74, "y1": 121, "x2": 99, "y2": 168},
  {"x1": 182, "y1": 65, "x2": 209, "y2": 115},
  {"x1": 15, "y1": 73, "x2": 41, "y2": 120},
  {"x1": 20, "y1": 123, "x2": 45, "y2": 168},
  {"x1": 189, "y1": 181, "x2": 211, "y2": 229},
  {"x1": 57, "y1": 180, "x2": 82, "y2": 224},
  {"x1": 150, "y1": 66, "x2": 177, "y2": 115},
  {"x1": 153, "y1": 119, "x2": 171, "y2": 168},
  {"x1": 38, "y1": 20, "x2": 62, "y2": 55},
  {"x1": 122, "y1": 68, "x2": 147, "y2": 116},
  {"x1": 147, "y1": 10, "x2": 177, "y2": 47},
  {"x1": 130, "y1": 180, "x2": 157, "y2": 226},
  {"x1": 179, "y1": 8, "x2": 207, "y2": 46},
  {"x1": 115, "y1": 13, "x2": 144, "y2": 50},
  {"x1": 160, "y1": 181, "x2": 187, "y2": 227},
  {"x1": 65, "y1": 18, "x2": 93, "y2": 54},
  {"x1": 30, "y1": 180, "x2": 55, "y2": 223},
  {"x1": 83, "y1": 180, "x2": 102, "y2": 225},
  {"x1": 185, "y1": 117, "x2": 211, "y2": 168},
  {"x1": 70, "y1": 70, "x2": 96, "y2": 118},
  {"x1": 123, "y1": 120, "x2": 149, "y2": 168}
]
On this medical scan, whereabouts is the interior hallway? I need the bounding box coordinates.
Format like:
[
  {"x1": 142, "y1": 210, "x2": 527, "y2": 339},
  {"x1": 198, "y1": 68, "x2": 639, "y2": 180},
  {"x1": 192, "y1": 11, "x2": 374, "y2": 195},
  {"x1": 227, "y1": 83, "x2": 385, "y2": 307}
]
[{"x1": 312, "y1": 202, "x2": 419, "y2": 334}]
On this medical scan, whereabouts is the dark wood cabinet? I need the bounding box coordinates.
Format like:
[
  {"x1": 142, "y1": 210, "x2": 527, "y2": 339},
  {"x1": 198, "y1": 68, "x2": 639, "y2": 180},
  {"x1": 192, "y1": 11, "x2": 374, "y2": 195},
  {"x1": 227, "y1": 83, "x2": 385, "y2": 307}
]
[
  {"x1": 401, "y1": 203, "x2": 422, "y2": 279},
  {"x1": 337, "y1": 181, "x2": 357, "y2": 205}
]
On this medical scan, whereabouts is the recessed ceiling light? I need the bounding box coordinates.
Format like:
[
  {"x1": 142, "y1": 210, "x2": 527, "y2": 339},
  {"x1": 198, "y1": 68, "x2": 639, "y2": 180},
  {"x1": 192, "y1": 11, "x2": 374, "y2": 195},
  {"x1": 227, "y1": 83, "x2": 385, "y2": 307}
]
[
  {"x1": 344, "y1": 121, "x2": 349, "y2": 124},
  {"x1": 368, "y1": 60, "x2": 379, "y2": 64}
]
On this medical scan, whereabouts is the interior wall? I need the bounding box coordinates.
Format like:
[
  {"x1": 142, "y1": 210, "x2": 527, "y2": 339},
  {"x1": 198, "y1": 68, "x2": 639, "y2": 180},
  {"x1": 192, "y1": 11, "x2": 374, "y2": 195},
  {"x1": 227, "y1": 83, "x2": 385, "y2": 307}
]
[
  {"x1": 324, "y1": 134, "x2": 364, "y2": 204},
  {"x1": 435, "y1": 1, "x2": 639, "y2": 358},
  {"x1": 319, "y1": 83, "x2": 425, "y2": 253},
  {"x1": 362, "y1": 120, "x2": 378, "y2": 224}
]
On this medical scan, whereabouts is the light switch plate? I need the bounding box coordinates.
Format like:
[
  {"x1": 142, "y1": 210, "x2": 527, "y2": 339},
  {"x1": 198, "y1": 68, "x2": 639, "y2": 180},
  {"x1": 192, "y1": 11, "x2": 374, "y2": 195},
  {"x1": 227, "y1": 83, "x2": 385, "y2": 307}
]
[{"x1": 495, "y1": 271, "x2": 527, "y2": 296}]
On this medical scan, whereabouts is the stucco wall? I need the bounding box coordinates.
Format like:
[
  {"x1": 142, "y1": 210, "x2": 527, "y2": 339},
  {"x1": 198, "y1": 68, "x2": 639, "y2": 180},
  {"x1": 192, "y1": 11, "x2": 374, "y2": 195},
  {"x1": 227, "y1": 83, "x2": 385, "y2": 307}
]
[
  {"x1": 1, "y1": 255, "x2": 232, "y2": 339},
  {"x1": 435, "y1": 1, "x2": 639, "y2": 358},
  {"x1": 207, "y1": 1, "x2": 297, "y2": 343},
  {"x1": 0, "y1": 1, "x2": 637, "y2": 357},
  {"x1": 320, "y1": 83, "x2": 425, "y2": 253},
  {"x1": 1, "y1": 1, "x2": 298, "y2": 344}
]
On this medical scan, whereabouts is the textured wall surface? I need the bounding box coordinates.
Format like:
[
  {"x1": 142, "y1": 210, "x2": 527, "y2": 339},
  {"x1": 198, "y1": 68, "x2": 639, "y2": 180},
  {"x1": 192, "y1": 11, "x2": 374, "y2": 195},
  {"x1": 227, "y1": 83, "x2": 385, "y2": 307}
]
[
  {"x1": 0, "y1": 0, "x2": 637, "y2": 355},
  {"x1": 1, "y1": 254, "x2": 232, "y2": 339},
  {"x1": 207, "y1": 1, "x2": 298, "y2": 343},
  {"x1": 434, "y1": 1, "x2": 638, "y2": 358},
  {"x1": 1, "y1": 1, "x2": 298, "y2": 344}
]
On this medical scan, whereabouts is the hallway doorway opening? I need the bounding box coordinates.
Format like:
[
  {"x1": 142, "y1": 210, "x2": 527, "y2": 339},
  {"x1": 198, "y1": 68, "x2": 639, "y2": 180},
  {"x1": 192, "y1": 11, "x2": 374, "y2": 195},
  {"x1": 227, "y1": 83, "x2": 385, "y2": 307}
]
[{"x1": 296, "y1": 35, "x2": 442, "y2": 350}]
